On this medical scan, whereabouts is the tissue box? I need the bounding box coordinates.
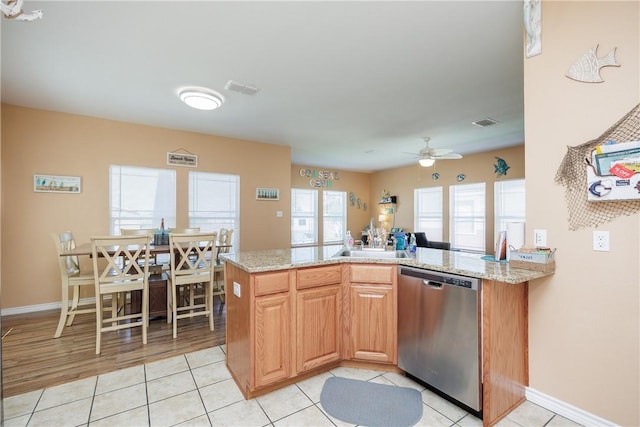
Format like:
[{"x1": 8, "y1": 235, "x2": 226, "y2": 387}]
[{"x1": 509, "y1": 248, "x2": 555, "y2": 272}]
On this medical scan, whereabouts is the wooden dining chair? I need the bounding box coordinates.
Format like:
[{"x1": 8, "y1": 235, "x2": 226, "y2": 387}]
[
  {"x1": 213, "y1": 228, "x2": 234, "y2": 304},
  {"x1": 51, "y1": 231, "x2": 97, "y2": 338},
  {"x1": 121, "y1": 228, "x2": 160, "y2": 270},
  {"x1": 168, "y1": 227, "x2": 200, "y2": 234},
  {"x1": 167, "y1": 232, "x2": 216, "y2": 339},
  {"x1": 91, "y1": 234, "x2": 150, "y2": 354}
]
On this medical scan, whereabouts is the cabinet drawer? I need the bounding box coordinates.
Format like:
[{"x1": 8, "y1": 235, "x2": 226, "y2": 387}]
[
  {"x1": 297, "y1": 265, "x2": 342, "y2": 290},
  {"x1": 254, "y1": 271, "x2": 290, "y2": 296},
  {"x1": 350, "y1": 264, "x2": 394, "y2": 284}
]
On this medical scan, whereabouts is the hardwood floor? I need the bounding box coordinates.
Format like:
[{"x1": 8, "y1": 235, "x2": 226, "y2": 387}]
[{"x1": 1, "y1": 298, "x2": 226, "y2": 398}]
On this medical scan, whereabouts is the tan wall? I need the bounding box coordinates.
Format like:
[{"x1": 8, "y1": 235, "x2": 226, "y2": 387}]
[
  {"x1": 291, "y1": 165, "x2": 371, "y2": 242},
  {"x1": 370, "y1": 145, "x2": 525, "y2": 251},
  {"x1": 525, "y1": 2, "x2": 639, "y2": 425},
  {"x1": 1, "y1": 105, "x2": 292, "y2": 309}
]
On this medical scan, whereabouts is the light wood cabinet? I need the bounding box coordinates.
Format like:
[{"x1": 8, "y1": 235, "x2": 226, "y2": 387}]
[
  {"x1": 296, "y1": 265, "x2": 342, "y2": 374},
  {"x1": 255, "y1": 292, "x2": 291, "y2": 387},
  {"x1": 252, "y1": 270, "x2": 292, "y2": 388},
  {"x1": 296, "y1": 284, "x2": 341, "y2": 372},
  {"x1": 348, "y1": 264, "x2": 397, "y2": 364}
]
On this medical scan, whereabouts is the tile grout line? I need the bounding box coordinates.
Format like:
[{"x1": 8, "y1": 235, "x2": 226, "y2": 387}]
[{"x1": 186, "y1": 352, "x2": 213, "y2": 427}]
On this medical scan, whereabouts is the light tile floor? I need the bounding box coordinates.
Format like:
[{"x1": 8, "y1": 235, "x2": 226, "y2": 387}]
[{"x1": 3, "y1": 345, "x2": 582, "y2": 427}]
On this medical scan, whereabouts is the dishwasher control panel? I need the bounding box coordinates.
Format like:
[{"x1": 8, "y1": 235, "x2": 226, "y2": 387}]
[
  {"x1": 399, "y1": 267, "x2": 480, "y2": 290},
  {"x1": 442, "y1": 276, "x2": 474, "y2": 288}
]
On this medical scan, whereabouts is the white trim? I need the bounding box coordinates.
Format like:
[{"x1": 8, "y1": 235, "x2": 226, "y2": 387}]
[
  {"x1": 1, "y1": 297, "x2": 102, "y2": 317},
  {"x1": 526, "y1": 387, "x2": 618, "y2": 427}
]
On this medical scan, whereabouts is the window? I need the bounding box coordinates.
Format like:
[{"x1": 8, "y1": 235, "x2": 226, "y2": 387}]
[
  {"x1": 110, "y1": 165, "x2": 176, "y2": 235},
  {"x1": 450, "y1": 182, "x2": 486, "y2": 252},
  {"x1": 323, "y1": 191, "x2": 347, "y2": 244},
  {"x1": 291, "y1": 188, "x2": 318, "y2": 246},
  {"x1": 494, "y1": 179, "x2": 526, "y2": 246},
  {"x1": 188, "y1": 172, "x2": 239, "y2": 248},
  {"x1": 414, "y1": 187, "x2": 443, "y2": 241}
]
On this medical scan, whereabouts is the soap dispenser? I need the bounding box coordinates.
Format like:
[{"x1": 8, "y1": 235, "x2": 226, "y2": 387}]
[{"x1": 345, "y1": 230, "x2": 354, "y2": 249}]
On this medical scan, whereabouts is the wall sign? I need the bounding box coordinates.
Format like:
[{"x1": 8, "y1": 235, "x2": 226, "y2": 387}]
[
  {"x1": 167, "y1": 151, "x2": 198, "y2": 167},
  {"x1": 299, "y1": 168, "x2": 339, "y2": 188}
]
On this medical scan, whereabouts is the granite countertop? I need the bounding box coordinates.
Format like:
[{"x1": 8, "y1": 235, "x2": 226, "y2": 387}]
[{"x1": 221, "y1": 245, "x2": 554, "y2": 284}]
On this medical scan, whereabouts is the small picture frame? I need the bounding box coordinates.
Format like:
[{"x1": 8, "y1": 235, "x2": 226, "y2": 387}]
[
  {"x1": 34, "y1": 174, "x2": 81, "y2": 194},
  {"x1": 256, "y1": 187, "x2": 279, "y2": 201}
]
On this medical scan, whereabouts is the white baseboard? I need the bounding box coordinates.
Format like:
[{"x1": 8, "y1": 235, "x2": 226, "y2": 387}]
[
  {"x1": 526, "y1": 387, "x2": 618, "y2": 427},
  {"x1": 1, "y1": 297, "x2": 100, "y2": 317}
]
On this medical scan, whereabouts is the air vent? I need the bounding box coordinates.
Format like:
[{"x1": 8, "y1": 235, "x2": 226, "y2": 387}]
[
  {"x1": 472, "y1": 118, "x2": 498, "y2": 127},
  {"x1": 224, "y1": 80, "x2": 259, "y2": 96}
]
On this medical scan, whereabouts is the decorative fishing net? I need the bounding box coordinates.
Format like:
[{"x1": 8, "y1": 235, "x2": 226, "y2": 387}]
[{"x1": 555, "y1": 103, "x2": 640, "y2": 230}]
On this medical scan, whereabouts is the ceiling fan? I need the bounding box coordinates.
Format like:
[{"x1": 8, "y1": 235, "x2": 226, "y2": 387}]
[{"x1": 412, "y1": 137, "x2": 463, "y2": 167}]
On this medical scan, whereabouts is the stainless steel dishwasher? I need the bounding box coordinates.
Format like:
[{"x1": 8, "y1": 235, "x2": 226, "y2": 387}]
[{"x1": 397, "y1": 266, "x2": 482, "y2": 413}]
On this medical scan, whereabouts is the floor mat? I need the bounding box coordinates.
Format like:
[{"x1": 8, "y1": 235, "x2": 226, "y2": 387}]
[{"x1": 320, "y1": 376, "x2": 423, "y2": 427}]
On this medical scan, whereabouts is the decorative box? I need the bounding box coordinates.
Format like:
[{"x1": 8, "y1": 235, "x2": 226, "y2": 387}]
[{"x1": 509, "y1": 247, "x2": 556, "y2": 272}]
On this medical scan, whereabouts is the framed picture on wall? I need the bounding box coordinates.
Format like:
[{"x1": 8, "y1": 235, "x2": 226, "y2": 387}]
[
  {"x1": 33, "y1": 174, "x2": 81, "y2": 194},
  {"x1": 256, "y1": 187, "x2": 279, "y2": 201}
]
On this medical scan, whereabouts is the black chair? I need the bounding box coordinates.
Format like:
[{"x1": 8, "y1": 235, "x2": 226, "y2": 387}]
[
  {"x1": 414, "y1": 232, "x2": 429, "y2": 248},
  {"x1": 426, "y1": 240, "x2": 451, "y2": 250}
]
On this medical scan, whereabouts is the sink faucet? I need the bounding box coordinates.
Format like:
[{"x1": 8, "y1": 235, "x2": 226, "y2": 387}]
[{"x1": 367, "y1": 227, "x2": 388, "y2": 249}]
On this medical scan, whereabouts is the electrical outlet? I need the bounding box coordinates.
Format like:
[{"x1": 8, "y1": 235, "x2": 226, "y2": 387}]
[
  {"x1": 233, "y1": 281, "x2": 241, "y2": 297},
  {"x1": 593, "y1": 230, "x2": 610, "y2": 251},
  {"x1": 534, "y1": 229, "x2": 547, "y2": 247}
]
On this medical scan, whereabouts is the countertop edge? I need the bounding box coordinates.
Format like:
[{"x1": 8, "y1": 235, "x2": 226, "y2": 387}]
[{"x1": 221, "y1": 247, "x2": 553, "y2": 284}]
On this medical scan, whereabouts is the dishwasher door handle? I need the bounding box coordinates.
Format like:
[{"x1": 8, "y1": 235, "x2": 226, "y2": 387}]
[{"x1": 423, "y1": 280, "x2": 443, "y2": 289}]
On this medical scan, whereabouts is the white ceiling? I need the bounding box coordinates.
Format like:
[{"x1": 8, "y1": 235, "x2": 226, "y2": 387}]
[{"x1": 1, "y1": 1, "x2": 525, "y2": 172}]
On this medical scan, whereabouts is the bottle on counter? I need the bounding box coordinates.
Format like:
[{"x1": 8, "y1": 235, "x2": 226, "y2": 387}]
[
  {"x1": 160, "y1": 217, "x2": 169, "y2": 245},
  {"x1": 153, "y1": 220, "x2": 162, "y2": 246},
  {"x1": 344, "y1": 230, "x2": 354, "y2": 249},
  {"x1": 409, "y1": 233, "x2": 417, "y2": 253}
]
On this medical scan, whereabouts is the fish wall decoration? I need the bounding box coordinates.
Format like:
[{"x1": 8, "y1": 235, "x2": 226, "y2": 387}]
[
  {"x1": 566, "y1": 45, "x2": 620, "y2": 83},
  {"x1": 494, "y1": 157, "x2": 510, "y2": 176}
]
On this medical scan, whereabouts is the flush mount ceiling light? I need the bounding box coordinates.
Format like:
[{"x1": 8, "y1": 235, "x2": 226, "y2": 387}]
[
  {"x1": 178, "y1": 87, "x2": 224, "y2": 111},
  {"x1": 419, "y1": 157, "x2": 435, "y2": 167}
]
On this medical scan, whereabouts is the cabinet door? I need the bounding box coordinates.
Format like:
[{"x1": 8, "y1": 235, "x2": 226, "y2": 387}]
[
  {"x1": 255, "y1": 293, "x2": 291, "y2": 388},
  {"x1": 296, "y1": 285, "x2": 341, "y2": 373},
  {"x1": 349, "y1": 284, "x2": 396, "y2": 363}
]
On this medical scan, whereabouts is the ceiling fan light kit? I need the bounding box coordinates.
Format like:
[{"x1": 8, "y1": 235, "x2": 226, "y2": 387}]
[
  {"x1": 178, "y1": 87, "x2": 224, "y2": 111},
  {"x1": 419, "y1": 158, "x2": 435, "y2": 167}
]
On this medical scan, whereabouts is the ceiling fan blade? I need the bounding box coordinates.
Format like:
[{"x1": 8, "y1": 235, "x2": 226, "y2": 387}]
[
  {"x1": 431, "y1": 148, "x2": 452, "y2": 156},
  {"x1": 433, "y1": 153, "x2": 463, "y2": 159}
]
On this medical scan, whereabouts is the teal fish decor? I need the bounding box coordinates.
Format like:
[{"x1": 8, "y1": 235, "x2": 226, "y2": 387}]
[{"x1": 494, "y1": 157, "x2": 510, "y2": 176}]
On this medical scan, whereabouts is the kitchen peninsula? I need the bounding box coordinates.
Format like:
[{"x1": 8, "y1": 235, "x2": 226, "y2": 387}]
[{"x1": 222, "y1": 246, "x2": 553, "y2": 426}]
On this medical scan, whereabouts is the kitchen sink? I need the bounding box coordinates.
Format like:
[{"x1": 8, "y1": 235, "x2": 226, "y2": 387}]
[{"x1": 333, "y1": 248, "x2": 410, "y2": 259}]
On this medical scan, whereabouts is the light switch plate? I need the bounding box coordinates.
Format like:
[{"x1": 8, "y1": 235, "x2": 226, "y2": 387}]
[
  {"x1": 593, "y1": 230, "x2": 610, "y2": 251},
  {"x1": 534, "y1": 229, "x2": 547, "y2": 247}
]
